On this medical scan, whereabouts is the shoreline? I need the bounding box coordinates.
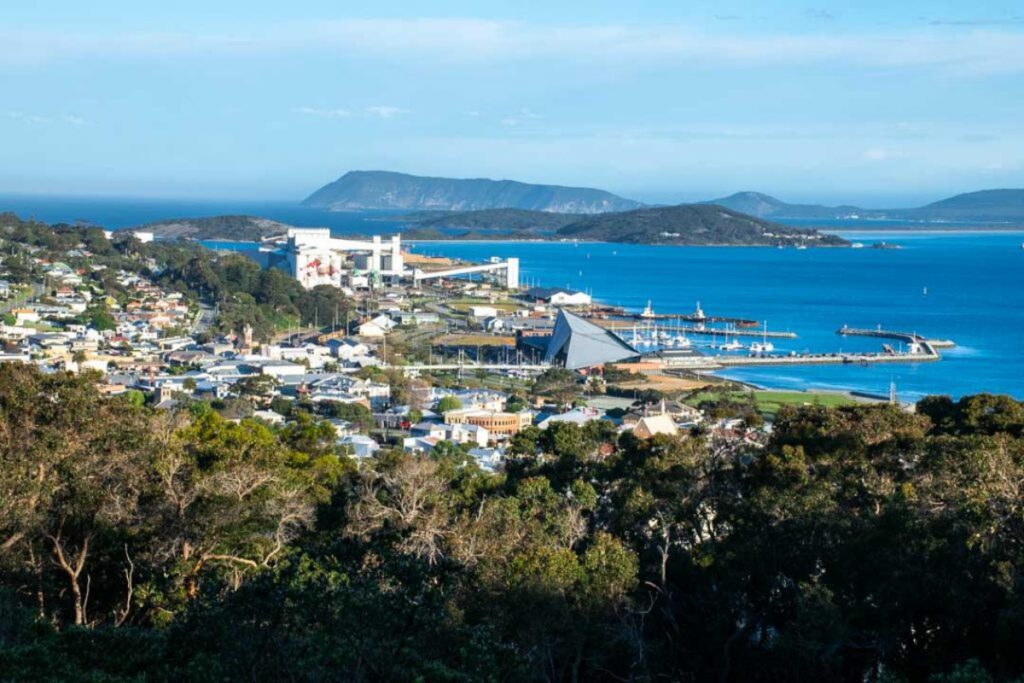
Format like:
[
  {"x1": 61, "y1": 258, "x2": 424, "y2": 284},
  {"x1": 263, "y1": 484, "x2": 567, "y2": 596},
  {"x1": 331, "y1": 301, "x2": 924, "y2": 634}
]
[{"x1": 405, "y1": 238, "x2": 850, "y2": 247}]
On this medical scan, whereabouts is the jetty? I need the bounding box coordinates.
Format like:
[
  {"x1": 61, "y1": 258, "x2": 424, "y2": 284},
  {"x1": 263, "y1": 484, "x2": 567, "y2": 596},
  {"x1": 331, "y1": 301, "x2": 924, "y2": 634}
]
[
  {"x1": 836, "y1": 325, "x2": 956, "y2": 349},
  {"x1": 621, "y1": 301, "x2": 760, "y2": 327},
  {"x1": 602, "y1": 322, "x2": 797, "y2": 340},
  {"x1": 626, "y1": 312, "x2": 760, "y2": 327}
]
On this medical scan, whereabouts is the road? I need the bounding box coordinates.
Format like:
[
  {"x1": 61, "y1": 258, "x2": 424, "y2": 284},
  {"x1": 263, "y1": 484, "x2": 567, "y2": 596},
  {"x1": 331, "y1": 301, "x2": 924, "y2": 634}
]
[
  {"x1": 191, "y1": 302, "x2": 218, "y2": 334},
  {"x1": 1, "y1": 282, "x2": 44, "y2": 315}
]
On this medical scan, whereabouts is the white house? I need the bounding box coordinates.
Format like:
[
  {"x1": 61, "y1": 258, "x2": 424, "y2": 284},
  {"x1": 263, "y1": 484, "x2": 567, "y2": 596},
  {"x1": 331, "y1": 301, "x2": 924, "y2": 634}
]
[
  {"x1": 326, "y1": 337, "x2": 371, "y2": 360},
  {"x1": 339, "y1": 434, "x2": 380, "y2": 459},
  {"x1": 258, "y1": 361, "x2": 308, "y2": 379},
  {"x1": 252, "y1": 410, "x2": 286, "y2": 425},
  {"x1": 522, "y1": 287, "x2": 592, "y2": 306},
  {"x1": 537, "y1": 407, "x2": 603, "y2": 429},
  {"x1": 447, "y1": 423, "x2": 490, "y2": 448},
  {"x1": 12, "y1": 309, "x2": 40, "y2": 325},
  {"x1": 357, "y1": 315, "x2": 397, "y2": 338},
  {"x1": 469, "y1": 305, "x2": 499, "y2": 319}
]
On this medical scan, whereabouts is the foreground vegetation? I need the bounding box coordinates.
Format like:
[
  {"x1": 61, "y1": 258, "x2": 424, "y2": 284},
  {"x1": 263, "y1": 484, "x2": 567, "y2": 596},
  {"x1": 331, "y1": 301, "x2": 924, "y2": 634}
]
[{"x1": 2, "y1": 362, "x2": 1024, "y2": 681}]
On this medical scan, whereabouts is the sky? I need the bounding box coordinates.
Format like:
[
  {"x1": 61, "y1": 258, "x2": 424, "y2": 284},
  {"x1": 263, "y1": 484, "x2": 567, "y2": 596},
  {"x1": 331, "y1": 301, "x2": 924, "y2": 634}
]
[{"x1": 2, "y1": 0, "x2": 1023, "y2": 206}]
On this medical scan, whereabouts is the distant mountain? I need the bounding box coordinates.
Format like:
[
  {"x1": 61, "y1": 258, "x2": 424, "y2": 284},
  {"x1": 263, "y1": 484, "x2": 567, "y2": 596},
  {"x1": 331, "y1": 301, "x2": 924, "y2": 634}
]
[
  {"x1": 133, "y1": 215, "x2": 291, "y2": 241},
  {"x1": 705, "y1": 192, "x2": 867, "y2": 220},
  {"x1": 556, "y1": 205, "x2": 848, "y2": 246},
  {"x1": 302, "y1": 170, "x2": 644, "y2": 213},
  {"x1": 899, "y1": 189, "x2": 1024, "y2": 222},
  {"x1": 705, "y1": 189, "x2": 1024, "y2": 224}
]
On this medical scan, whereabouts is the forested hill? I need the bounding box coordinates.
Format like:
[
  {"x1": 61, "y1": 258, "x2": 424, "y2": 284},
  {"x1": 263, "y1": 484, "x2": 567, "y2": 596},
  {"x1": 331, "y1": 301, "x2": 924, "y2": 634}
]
[
  {"x1": 556, "y1": 204, "x2": 849, "y2": 245},
  {"x1": 132, "y1": 215, "x2": 292, "y2": 241},
  {"x1": 398, "y1": 208, "x2": 580, "y2": 231},
  {"x1": 397, "y1": 205, "x2": 847, "y2": 245},
  {"x1": 302, "y1": 170, "x2": 644, "y2": 213}
]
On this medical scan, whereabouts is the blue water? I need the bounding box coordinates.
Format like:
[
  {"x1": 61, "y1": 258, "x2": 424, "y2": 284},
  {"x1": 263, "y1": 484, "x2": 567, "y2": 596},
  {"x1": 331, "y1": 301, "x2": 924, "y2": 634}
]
[
  {"x1": 406, "y1": 234, "x2": 1024, "y2": 401},
  {"x1": 0, "y1": 194, "x2": 408, "y2": 234},
  {"x1": 2, "y1": 194, "x2": 1022, "y2": 399}
]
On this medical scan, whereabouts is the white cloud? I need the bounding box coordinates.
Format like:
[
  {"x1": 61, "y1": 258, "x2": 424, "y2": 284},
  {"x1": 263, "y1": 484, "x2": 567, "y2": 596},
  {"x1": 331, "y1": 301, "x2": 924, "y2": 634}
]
[
  {"x1": 4, "y1": 110, "x2": 85, "y2": 125},
  {"x1": 365, "y1": 105, "x2": 407, "y2": 119},
  {"x1": 293, "y1": 107, "x2": 350, "y2": 118}
]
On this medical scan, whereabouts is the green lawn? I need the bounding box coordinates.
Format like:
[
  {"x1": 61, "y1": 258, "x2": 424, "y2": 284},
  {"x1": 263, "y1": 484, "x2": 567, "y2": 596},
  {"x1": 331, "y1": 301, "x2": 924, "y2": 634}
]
[{"x1": 684, "y1": 389, "x2": 859, "y2": 418}]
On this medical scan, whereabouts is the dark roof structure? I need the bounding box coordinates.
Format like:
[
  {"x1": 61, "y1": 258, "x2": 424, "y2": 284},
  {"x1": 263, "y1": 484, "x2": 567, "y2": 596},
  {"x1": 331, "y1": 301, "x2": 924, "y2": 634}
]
[{"x1": 544, "y1": 309, "x2": 640, "y2": 370}]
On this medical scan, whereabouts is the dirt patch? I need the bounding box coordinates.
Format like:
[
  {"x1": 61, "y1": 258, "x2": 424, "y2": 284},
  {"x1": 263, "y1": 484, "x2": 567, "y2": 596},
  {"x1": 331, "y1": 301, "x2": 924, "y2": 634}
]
[
  {"x1": 436, "y1": 334, "x2": 516, "y2": 347},
  {"x1": 403, "y1": 252, "x2": 456, "y2": 267},
  {"x1": 616, "y1": 373, "x2": 711, "y2": 393}
]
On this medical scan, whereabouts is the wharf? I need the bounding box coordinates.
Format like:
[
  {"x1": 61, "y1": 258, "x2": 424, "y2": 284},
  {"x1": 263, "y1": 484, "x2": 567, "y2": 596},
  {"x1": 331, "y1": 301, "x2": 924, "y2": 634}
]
[
  {"x1": 836, "y1": 325, "x2": 956, "y2": 348},
  {"x1": 601, "y1": 322, "x2": 797, "y2": 339},
  {"x1": 659, "y1": 344, "x2": 940, "y2": 370},
  {"x1": 625, "y1": 313, "x2": 759, "y2": 327}
]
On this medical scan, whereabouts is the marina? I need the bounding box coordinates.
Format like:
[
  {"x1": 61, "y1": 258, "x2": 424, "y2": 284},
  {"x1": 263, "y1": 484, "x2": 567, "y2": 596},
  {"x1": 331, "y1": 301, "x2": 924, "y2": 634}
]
[{"x1": 407, "y1": 232, "x2": 1024, "y2": 399}]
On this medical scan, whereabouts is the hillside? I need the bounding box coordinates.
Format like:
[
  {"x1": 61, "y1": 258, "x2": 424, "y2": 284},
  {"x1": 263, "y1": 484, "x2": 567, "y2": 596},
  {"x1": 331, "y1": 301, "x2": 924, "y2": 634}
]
[
  {"x1": 705, "y1": 192, "x2": 867, "y2": 220},
  {"x1": 900, "y1": 189, "x2": 1024, "y2": 222},
  {"x1": 302, "y1": 170, "x2": 644, "y2": 213},
  {"x1": 132, "y1": 215, "x2": 292, "y2": 241},
  {"x1": 398, "y1": 208, "x2": 579, "y2": 232},
  {"x1": 556, "y1": 204, "x2": 848, "y2": 246},
  {"x1": 705, "y1": 189, "x2": 1024, "y2": 224}
]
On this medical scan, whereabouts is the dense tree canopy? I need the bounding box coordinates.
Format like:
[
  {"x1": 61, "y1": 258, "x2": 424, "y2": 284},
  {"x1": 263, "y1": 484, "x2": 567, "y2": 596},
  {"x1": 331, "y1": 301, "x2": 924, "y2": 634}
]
[{"x1": 3, "y1": 365, "x2": 1024, "y2": 682}]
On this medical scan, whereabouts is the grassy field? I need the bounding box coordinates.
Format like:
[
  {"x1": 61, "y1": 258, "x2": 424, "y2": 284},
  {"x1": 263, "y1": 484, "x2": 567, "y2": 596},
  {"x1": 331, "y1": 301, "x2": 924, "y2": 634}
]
[
  {"x1": 684, "y1": 389, "x2": 859, "y2": 418},
  {"x1": 446, "y1": 298, "x2": 522, "y2": 313}
]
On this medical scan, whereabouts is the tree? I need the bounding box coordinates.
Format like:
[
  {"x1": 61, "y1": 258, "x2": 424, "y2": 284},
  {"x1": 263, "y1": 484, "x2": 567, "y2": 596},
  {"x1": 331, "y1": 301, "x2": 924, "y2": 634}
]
[
  {"x1": 437, "y1": 395, "x2": 462, "y2": 414},
  {"x1": 88, "y1": 306, "x2": 117, "y2": 331},
  {"x1": 532, "y1": 368, "x2": 580, "y2": 406},
  {"x1": 232, "y1": 374, "x2": 279, "y2": 398}
]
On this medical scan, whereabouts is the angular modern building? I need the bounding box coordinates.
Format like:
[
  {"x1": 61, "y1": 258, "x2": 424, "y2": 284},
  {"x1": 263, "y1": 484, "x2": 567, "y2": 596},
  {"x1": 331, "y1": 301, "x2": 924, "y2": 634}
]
[{"x1": 544, "y1": 309, "x2": 640, "y2": 370}]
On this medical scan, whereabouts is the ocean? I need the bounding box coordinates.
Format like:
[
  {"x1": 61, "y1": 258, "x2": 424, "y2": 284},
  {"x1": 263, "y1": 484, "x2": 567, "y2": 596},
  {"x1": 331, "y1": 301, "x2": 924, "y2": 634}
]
[{"x1": 2, "y1": 195, "x2": 1022, "y2": 400}]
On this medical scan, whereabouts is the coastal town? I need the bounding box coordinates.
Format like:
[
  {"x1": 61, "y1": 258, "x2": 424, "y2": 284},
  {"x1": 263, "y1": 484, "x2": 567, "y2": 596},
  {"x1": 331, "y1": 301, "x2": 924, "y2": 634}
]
[
  {"x1": 5, "y1": 2, "x2": 1024, "y2": 678},
  {"x1": 2, "y1": 212, "x2": 903, "y2": 476}
]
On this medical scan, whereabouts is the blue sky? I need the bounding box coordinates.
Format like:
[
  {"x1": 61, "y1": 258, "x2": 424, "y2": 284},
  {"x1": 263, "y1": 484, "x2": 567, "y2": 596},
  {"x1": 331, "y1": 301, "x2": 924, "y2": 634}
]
[{"x1": 2, "y1": 1, "x2": 1022, "y2": 206}]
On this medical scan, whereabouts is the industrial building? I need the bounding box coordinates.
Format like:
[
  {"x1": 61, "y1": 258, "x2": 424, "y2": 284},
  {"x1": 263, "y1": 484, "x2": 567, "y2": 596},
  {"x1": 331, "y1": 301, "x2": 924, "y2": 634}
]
[{"x1": 282, "y1": 227, "x2": 519, "y2": 291}]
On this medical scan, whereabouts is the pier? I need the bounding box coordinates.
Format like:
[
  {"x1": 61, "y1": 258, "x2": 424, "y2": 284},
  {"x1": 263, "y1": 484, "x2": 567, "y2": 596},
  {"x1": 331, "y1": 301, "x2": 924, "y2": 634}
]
[
  {"x1": 601, "y1": 322, "x2": 797, "y2": 339},
  {"x1": 836, "y1": 325, "x2": 956, "y2": 348},
  {"x1": 625, "y1": 312, "x2": 760, "y2": 327}
]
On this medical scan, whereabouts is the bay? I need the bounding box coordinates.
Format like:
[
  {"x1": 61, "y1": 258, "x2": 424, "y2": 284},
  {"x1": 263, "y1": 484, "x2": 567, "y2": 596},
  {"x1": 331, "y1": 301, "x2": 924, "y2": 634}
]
[
  {"x1": 2, "y1": 194, "x2": 1021, "y2": 400},
  {"x1": 406, "y1": 232, "x2": 1024, "y2": 401}
]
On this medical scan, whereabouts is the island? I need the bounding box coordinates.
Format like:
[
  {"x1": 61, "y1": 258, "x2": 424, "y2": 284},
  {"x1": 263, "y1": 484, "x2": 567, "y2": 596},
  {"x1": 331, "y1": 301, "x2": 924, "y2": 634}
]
[
  {"x1": 400, "y1": 204, "x2": 849, "y2": 246},
  {"x1": 302, "y1": 170, "x2": 644, "y2": 213}
]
